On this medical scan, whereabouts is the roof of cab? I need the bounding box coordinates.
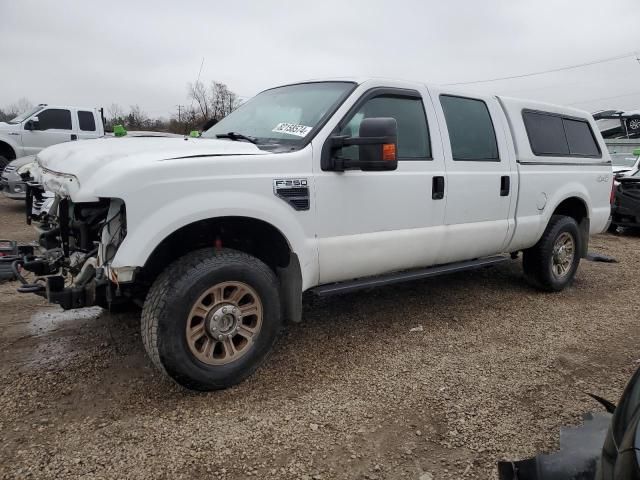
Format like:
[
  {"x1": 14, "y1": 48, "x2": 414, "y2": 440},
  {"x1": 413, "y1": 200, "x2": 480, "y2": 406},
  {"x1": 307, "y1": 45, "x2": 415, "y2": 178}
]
[{"x1": 267, "y1": 77, "x2": 595, "y2": 120}]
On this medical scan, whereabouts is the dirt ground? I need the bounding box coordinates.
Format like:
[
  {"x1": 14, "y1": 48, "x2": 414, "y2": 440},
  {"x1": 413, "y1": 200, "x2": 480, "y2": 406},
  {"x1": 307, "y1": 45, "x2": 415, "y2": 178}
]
[{"x1": 0, "y1": 195, "x2": 638, "y2": 480}]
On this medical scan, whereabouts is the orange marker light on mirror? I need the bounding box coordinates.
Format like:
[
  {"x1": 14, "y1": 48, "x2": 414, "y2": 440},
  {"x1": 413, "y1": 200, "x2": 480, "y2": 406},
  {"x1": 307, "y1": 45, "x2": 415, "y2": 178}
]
[{"x1": 382, "y1": 143, "x2": 396, "y2": 161}]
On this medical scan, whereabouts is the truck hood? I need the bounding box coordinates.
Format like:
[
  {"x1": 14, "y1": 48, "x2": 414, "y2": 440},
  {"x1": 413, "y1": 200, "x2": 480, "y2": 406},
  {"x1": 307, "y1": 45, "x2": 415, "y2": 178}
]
[
  {"x1": 0, "y1": 122, "x2": 18, "y2": 131},
  {"x1": 37, "y1": 136, "x2": 264, "y2": 180}
]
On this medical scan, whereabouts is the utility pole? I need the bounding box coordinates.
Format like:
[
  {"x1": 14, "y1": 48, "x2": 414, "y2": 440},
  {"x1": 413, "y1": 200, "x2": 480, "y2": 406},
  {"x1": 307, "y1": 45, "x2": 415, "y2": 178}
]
[{"x1": 176, "y1": 105, "x2": 184, "y2": 123}]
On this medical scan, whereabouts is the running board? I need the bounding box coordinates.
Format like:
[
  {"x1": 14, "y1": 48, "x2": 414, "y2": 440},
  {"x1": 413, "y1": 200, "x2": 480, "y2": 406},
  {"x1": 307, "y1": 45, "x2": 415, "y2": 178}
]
[{"x1": 312, "y1": 256, "x2": 510, "y2": 297}]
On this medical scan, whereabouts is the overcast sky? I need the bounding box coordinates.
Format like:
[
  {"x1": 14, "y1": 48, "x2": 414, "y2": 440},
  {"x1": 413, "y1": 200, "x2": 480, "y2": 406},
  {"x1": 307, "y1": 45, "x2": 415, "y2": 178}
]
[{"x1": 2, "y1": 0, "x2": 640, "y2": 118}]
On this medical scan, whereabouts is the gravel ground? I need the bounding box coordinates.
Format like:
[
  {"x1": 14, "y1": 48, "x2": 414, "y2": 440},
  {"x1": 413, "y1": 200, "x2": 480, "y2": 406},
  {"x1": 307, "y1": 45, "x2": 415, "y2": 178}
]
[{"x1": 0, "y1": 195, "x2": 639, "y2": 480}]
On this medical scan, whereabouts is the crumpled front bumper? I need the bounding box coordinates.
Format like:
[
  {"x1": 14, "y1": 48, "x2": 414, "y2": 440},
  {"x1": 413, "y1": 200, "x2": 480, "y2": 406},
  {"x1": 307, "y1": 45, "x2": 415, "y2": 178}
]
[{"x1": 16, "y1": 182, "x2": 127, "y2": 310}]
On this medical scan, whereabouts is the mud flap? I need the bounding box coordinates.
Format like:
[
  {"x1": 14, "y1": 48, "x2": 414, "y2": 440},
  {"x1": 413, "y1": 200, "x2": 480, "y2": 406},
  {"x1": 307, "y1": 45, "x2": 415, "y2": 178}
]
[
  {"x1": 276, "y1": 252, "x2": 302, "y2": 323},
  {"x1": 579, "y1": 217, "x2": 590, "y2": 258}
]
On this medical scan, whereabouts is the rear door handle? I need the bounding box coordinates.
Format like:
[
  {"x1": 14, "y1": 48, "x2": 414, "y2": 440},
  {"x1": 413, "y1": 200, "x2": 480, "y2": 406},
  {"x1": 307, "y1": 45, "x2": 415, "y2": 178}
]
[
  {"x1": 500, "y1": 175, "x2": 510, "y2": 196},
  {"x1": 432, "y1": 176, "x2": 445, "y2": 200}
]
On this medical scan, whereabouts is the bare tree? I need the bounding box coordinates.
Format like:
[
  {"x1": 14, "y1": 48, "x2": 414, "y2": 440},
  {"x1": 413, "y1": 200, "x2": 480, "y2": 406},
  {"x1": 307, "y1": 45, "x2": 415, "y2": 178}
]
[
  {"x1": 0, "y1": 109, "x2": 13, "y2": 123},
  {"x1": 210, "y1": 82, "x2": 238, "y2": 121},
  {"x1": 11, "y1": 97, "x2": 34, "y2": 115},
  {"x1": 105, "y1": 103, "x2": 126, "y2": 130},
  {"x1": 187, "y1": 81, "x2": 240, "y2": 122},
  {"x1": 188, "y1": 81, "x2": 210, "y2": 120},
  {"x1": 0, "y1": 97, "x2": 34, "y2": 122},
  {"x1": 107, "y1": 103, "x2": 124, "y2": 120},
  {"x1": 127, "y1": 105, "x2": 148, "y2": 130}
]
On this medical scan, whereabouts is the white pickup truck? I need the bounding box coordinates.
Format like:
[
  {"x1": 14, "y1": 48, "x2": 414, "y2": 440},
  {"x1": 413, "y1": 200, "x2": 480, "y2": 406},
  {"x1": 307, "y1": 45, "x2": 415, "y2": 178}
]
[
  {"x1": 17, "y1": 78, "x2": 612, "y2": 391},
  {"x1": 0, "y1": 104, "x2": 104, "y2": 169}
]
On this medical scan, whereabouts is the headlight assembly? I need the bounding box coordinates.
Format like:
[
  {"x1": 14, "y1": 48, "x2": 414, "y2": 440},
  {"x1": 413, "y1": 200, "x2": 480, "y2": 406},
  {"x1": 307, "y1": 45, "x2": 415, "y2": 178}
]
[{"x1": 16, "y1": 162, "x2": 35, "y2": 176}]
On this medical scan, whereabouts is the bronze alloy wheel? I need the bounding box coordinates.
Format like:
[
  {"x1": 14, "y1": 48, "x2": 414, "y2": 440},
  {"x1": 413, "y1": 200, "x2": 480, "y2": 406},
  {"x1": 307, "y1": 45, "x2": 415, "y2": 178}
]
[
  {"x1": 186, "y1": 281, "x2": 263, "y2": 365},
  {"x1": 550, "y1": 231, "x2": 575, "y2": 279}
]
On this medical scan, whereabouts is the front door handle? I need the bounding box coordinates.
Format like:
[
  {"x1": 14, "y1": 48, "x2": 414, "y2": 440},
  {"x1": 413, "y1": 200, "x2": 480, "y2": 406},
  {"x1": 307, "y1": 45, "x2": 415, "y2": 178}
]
[
  {"x1": 71, "y1": 134, "x2": 78, "y2": 141},
  {"x1": 500, "y1": 175, "x2": 510, "y2": 196},
  {"x1": 432, "y1": 176, "x2": 445, "y2": 200}
]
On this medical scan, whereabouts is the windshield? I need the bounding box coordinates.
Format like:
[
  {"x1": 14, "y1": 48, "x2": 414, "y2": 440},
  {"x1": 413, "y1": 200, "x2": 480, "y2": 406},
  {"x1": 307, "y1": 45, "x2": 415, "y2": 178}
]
[
  {"x1": 610, "y1": 153, "x2": 638, "y2": 167},
  {"x1": 202, "y1": 82, "x2": 356, "y2": 148},
  {"x1": 8, "y1": 106, "x2": 42, "y2": 124}
]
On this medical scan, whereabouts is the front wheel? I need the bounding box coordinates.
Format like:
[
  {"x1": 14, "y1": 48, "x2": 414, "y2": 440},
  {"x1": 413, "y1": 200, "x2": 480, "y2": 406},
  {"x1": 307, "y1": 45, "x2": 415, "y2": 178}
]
[
  {"x1": 141, "y1": 248, "x2": 282, "y2": 391},
  {"x1": 523, "y1": 215, "x2": 581, "y2": 292}
]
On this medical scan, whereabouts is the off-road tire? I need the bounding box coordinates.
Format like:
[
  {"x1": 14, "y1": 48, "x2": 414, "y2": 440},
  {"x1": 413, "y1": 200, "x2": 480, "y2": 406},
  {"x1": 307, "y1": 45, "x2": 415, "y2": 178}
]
[
  {"x1": 523, "y1": 215, "x2": 581, "y2": 292},
  {"x1": 141, "y1": 248, "x2": 281, "y2": 391}
]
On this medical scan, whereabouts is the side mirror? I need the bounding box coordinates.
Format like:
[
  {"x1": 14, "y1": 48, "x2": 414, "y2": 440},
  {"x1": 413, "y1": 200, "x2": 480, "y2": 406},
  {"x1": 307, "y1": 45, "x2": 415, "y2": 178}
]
[
  {"x1": 326, "y1": 117, "x2": 398, "y2": 171},
  {"x1": 25, "y1": 116, "x2": 40, "y2": 131}
]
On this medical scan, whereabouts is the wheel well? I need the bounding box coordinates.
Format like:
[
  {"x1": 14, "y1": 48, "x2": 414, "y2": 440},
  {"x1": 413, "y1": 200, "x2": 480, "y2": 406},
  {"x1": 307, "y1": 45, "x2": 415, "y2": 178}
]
[
  {"x1": 139, "y1": 216, "x2": 293, "y2": 286},
  {"x1": 0, "y1": 141, "x2": 16, "y2": 160},
  {"x1": 552, "y1": 197, "x2": 588, "y2": 224},
  {"x1": 551, "y1": 197, "x2": 589, "y2": 257}
]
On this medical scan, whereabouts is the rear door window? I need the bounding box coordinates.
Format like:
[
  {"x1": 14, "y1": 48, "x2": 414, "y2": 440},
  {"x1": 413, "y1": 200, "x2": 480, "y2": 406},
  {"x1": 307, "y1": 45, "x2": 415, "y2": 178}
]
[
  {"x1": 439, "y1": 95, "x2": 499, "y2": 161},
  {"x1": 36, "y1": 109, "x2": 72, "y2": 130},
  {"x1": 78, "y1": 111, "x2": 96, "y2": 132}
]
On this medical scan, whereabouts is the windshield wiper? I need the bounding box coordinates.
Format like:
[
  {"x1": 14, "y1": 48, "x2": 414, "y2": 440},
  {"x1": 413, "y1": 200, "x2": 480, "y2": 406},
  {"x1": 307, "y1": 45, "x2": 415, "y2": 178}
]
[{"x1": 215, "y1": 132, "x2": 258, "y2": 144}]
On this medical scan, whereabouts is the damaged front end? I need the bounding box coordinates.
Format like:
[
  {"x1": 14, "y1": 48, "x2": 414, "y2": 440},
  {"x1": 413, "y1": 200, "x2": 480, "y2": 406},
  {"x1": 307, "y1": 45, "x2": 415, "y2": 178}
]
[{"x1": 14, "y1": 181, "x2": 127, "y2": 310}]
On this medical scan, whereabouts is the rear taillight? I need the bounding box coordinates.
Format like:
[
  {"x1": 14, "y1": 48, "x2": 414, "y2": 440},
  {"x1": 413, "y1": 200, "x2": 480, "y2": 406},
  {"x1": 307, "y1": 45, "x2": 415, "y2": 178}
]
[{"x1": 610, "y1": 178, "x2": 616, "y2": 205}]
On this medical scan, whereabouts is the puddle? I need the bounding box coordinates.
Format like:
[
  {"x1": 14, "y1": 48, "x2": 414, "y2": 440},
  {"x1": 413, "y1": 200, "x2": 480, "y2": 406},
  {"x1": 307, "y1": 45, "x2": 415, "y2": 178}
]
[
  {"x1": 0, "y1": 306, "x2": 106, "y2": 369},
  {"x1": 27, "y1": 306, "x2": 103, "y2": 336}
]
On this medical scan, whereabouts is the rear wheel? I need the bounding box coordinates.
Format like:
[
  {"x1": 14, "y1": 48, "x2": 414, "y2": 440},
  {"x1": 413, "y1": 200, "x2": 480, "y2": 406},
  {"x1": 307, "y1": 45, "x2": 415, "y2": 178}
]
[
  {"x1": 523, "y1": 215, "x2": 581, "y2": 292},
  {"x1": 141, "y1": 248, "x2": 282, "y2": 391}
]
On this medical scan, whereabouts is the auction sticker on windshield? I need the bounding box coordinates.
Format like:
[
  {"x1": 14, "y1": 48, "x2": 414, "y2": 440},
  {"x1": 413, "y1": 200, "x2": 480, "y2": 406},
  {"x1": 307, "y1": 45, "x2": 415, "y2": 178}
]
[{"x1": 272, "y1": 123, "x2": 312, "y2": 137}]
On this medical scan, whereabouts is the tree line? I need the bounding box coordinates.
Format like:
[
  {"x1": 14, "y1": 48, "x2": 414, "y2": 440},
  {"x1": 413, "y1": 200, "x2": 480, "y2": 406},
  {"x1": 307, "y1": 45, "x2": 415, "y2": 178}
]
[
  {"x1": 0, "y1": 98, "x2": 34, "y2": 123},
  {"x1": 0, "y1": 80, "x2": 241, "y2": 135}
]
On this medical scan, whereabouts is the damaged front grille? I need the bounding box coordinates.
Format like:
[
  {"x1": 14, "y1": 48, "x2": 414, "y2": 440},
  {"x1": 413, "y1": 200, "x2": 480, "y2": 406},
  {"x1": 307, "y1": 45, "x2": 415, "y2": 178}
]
[{"x1": 16, "y1": 186, "x2": 127, "y2": 309}]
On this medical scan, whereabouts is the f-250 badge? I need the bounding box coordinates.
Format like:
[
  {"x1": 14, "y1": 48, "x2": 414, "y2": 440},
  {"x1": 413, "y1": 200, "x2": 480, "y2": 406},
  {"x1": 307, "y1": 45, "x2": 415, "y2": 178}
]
[
  {"x1": 273, "y1": 178, "x2": 308, "y2": 189},
  {"x1": 273, "y1": 178, "x2": 310, "y2": 211}
]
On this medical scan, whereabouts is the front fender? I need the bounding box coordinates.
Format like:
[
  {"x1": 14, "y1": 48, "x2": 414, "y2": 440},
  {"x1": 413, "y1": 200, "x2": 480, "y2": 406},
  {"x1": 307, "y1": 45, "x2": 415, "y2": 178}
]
[
  {"x1": 110, "y1": 191, "x2": 318, "y2": 290},
  {"x1": 0, "y1": 134, "x2": 21, "y2": 158}
]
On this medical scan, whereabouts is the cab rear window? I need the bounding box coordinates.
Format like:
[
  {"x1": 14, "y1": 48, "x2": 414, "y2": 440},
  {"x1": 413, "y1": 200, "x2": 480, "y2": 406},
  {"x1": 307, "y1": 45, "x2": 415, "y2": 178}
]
[{"x1": 523, "y1": 110, "x2": 601, "y2": 158}]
